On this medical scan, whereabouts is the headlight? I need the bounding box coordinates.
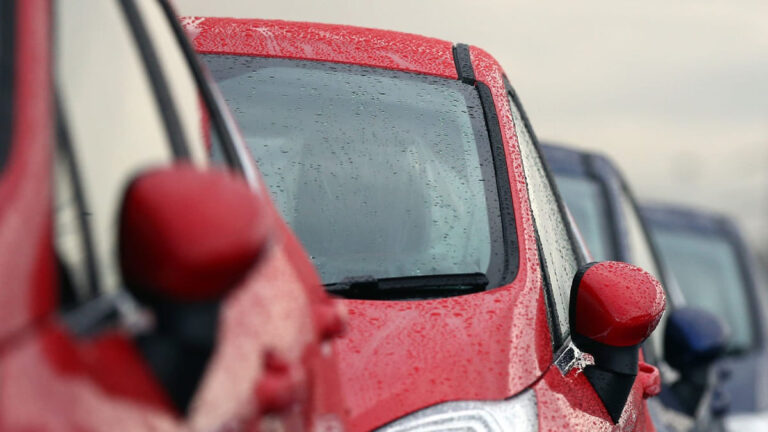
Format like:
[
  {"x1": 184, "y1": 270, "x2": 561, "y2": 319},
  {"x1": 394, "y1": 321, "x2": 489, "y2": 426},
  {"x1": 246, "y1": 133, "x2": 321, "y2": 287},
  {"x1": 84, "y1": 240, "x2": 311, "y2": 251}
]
[{"x1": 374, "y1": 389, "x2": 538, "y2": 432}]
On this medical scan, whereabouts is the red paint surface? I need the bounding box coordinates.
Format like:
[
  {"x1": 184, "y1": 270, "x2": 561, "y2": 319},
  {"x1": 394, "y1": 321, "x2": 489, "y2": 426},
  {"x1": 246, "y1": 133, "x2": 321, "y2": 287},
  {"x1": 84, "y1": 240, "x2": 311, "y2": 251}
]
[
  {"x1": 1, "y1": 5, "x2": 347, "y2": 431},
  {"x1": 535, "y1": 363, "x2": 653, "y2": 432},
  {"x1": 574, "y1": 262, "x2": 666, "y2": 347},
  {"x1": 0, "y1": 0, "x2": 55, "y2": 342},
  {"x1": 184, "y1": 17, "x2": 458, "y2": 80},
  {"x1": 638, "y1": 361, "x2": 662, "y2": 399},
  {"x1": 119, "y1": 164, "x2": 271, "y2": 302}
]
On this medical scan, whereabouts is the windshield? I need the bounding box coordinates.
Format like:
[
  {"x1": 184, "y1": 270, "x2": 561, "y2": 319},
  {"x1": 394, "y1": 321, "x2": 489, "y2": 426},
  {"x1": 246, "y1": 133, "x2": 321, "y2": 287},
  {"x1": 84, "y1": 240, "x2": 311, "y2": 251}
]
[
  {"x1": 554, "y1": 175, "x2": 614, "y2": 262},
  {"x1": 651, "y1": 228, "x2": 755, "y2": 352},
  {"x1": 204, "y1": 55, "x2": 506, "y2": 287}
]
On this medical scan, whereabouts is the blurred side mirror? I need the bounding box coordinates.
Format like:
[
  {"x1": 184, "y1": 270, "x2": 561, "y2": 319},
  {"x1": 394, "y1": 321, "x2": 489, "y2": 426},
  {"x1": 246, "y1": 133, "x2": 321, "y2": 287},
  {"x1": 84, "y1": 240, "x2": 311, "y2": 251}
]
[
  {"x1": 664, "y1": 307, "x2": 727, "y2": 371},
  {"x1": 119, "y1": 164, "x2": 271, "y2": 302},
  {"x1": 570, "y1": 261, "x2": 666, "y2": 423},
  {"x1": 665, "y1": 307, "x2": 730, "y2": 417}
]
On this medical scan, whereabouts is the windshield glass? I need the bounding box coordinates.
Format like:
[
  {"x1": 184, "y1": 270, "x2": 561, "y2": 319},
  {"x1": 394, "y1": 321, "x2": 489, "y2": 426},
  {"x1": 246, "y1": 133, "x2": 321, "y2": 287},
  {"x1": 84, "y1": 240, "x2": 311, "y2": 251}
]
[
  {"x1": 204, "y1": 55, "x2": 505, "y2": 287},
  {"x1": 554, "y1": 175, "x2": 614, "y2": 262},
  {"x1": 651, "y1": 228, "x2": 755, "y2": 352}
]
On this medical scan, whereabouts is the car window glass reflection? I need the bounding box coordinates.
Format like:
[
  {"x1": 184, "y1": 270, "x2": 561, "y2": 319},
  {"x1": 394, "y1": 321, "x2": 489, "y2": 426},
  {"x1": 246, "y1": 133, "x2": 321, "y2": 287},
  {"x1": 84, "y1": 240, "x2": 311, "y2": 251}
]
[
  {"x1": 510, "y1": 95, "x2": 577, "y2": 338},
  {"x1": 653, "y1": 228, "x2": 755, "y2": 353},
  {"x1": 205, "y1": 56, "x2": 504, "y2": 287},
  {"x1": 554, "y1": 175, "x2": 613, "y2": 262}
]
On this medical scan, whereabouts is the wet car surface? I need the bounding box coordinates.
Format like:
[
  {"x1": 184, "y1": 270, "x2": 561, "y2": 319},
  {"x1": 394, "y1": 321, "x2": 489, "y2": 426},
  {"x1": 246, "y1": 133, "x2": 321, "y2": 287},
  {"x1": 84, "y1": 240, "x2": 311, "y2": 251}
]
[
  {"x1": 0, "y1": 1, "x2": 345, "y2": 430},
  {"x1": 191, "y1": 17, "x2": 667, "y2": 431}
]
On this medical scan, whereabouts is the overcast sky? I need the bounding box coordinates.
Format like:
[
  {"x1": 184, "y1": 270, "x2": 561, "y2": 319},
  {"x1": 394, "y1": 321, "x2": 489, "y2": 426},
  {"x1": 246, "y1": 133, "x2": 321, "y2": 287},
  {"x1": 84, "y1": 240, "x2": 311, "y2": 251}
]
[{"x1": 178, "y1": 0, "x2": 768, "y2": 256}]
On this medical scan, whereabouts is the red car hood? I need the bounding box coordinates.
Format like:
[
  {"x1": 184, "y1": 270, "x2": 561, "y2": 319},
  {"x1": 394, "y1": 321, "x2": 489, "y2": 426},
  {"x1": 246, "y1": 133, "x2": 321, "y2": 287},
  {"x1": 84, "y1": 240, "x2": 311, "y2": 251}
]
[{"x1": 334, "y1": 280, "x2": 553, "y2": 431}]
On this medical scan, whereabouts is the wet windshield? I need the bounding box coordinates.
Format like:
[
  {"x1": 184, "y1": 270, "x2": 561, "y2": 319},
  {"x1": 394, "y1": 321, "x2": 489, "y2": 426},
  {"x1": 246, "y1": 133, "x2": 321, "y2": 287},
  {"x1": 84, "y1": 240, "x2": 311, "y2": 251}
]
[
  {"x1": 554, "y1": 175, "x2": 614, "y2": 262},
  {"x1": 652, "y1": 228, "x2": 755, "y2": 352},
  {"x1": 204, "y1": 55, "x2": 506, "y2": 288}
]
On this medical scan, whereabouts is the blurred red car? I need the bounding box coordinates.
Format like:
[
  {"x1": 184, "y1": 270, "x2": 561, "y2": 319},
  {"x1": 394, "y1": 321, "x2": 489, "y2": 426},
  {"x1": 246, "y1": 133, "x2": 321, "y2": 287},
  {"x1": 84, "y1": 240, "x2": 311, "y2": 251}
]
[
  {"x1": 0, "y1": 1, "x2": 344, "y2": 431},
  {"x1": 191, "y1": 18, "x2": 667, "y2": 431}
]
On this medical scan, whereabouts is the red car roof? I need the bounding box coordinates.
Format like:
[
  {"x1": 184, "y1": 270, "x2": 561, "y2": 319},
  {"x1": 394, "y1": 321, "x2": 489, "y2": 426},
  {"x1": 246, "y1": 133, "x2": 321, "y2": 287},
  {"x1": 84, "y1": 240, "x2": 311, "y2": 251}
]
[{"x1": 183, "y1": 17, "x2": 459, "y2": 79}]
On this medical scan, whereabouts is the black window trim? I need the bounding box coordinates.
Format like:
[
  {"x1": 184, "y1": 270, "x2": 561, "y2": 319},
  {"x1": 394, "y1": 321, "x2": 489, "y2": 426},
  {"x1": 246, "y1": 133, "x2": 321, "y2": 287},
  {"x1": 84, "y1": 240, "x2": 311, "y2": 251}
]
[
  {"x1": 452, "y1": 43, "x2": 520, "y2": 288},
  {"x1": 55, "y1": 99, "x2": 102, "y2": 304},
  {"x1": 156, "y1": 0, "x2": 245, "y2": 173},
  {"x1": 0, "y1": 0, "x2": 16, "y2": 172},
  {"x1": 118, "y1": 0, "x2": 190, "y2": 159}
]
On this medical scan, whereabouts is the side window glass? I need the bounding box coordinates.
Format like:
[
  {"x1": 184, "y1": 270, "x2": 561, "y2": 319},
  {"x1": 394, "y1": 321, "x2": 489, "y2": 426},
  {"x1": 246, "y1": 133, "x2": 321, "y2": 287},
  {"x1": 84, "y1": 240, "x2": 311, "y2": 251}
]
[
  {"x1": 133, "y1": 0, "x2": 215, "y2": 165},
  {"x1": 54, "y1": 0, "x2": 231, "y2": 305},
  {"x1": 619, "y1": 189, "x2": 667, "y2": 358},
  {"x1": 509, "y1": 93, "x2": 578, "y2": 340},
  {"x1": 54, "y1": 117, "x2": 97, "y2": 303},
  {"x1": 620, "y1": 190, "x2": 660, "y2": 279},
  {"x1": 54, "y1": 0, "x2": 174, "y2": 300}
]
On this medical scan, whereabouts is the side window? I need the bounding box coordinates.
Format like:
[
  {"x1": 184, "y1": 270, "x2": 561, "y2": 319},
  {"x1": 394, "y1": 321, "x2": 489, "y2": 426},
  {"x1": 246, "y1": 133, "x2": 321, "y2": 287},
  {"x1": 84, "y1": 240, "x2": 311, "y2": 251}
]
[
  {"x1": 618, "y1": 188, "x2": 667, "y2": 358},
  {"x1": 133, "y1": 0, "x2": 212, "y2": 165},
  {"x1": 619, "y1": 189, "x2": 660, "y2": 279},
  {"x1": 53, "y1": 0, "x2": 231, "y2": 305},
  {"x1": 509, "y1": 92, "x2": 579, "y2": 340},
  {"x1": 55, "y1": 0, "x2": 174, "y2": 301}
]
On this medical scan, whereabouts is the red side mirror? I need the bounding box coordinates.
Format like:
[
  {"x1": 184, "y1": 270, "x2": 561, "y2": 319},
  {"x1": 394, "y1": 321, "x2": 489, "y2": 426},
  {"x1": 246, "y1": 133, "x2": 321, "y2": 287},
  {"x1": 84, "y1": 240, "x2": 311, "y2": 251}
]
[
  {"x1": 571, "y1": 261, "x2": 666, "y2": 348},
  {"x1": 119, "y1": 164, "x2": 271, "y2": 302},
  {"x1": 569, "y1": 261, "x2": 666, "y2": 423}
]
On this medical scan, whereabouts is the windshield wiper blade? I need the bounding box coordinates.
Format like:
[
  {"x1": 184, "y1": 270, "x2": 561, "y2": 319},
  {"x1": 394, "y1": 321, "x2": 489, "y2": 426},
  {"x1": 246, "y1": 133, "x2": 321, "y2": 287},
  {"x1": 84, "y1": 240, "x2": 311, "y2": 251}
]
[{"x1": 324, "y1": 272, "x2": 489, "y2": 300}]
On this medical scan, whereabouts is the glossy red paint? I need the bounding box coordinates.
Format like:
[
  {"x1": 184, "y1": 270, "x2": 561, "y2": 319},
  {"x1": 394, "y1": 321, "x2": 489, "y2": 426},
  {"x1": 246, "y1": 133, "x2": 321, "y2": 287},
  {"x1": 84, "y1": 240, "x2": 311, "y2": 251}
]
[
  {"x1": 574, "y1": 262, "x2": 666, "y2": 347},
  {"x1": 0, "y1": 0, "x2": 55, "y2": 343},
  {"x1": 1, "y1": 3, "x2": 347, "y2": 431},
  {"x1": 119, "y1": 164, "x2": 271, "y2": 302},
  {"x1": 0, "y1": 323, "x2": 180, "y2": 431},
  {"x1": 534, "y1": 364, "x2": 653, "y2": 432},
  {"x1": 188, "y1": 215, "x2": 346, "y2": 431},
  {"x1": 638, "y1": 361, "x2": 662, "y2": 399}
]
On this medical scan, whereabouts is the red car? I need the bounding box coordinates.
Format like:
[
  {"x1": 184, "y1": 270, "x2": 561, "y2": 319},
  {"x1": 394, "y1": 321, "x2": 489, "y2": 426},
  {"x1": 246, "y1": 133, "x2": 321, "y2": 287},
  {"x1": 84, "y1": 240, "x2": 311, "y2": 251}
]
[
  {"x1": 0, "y1": 1, "x2": 344, "y2": 431},
  {"x1": 191, "y1": 18, "x2": 667, "y2": 431}
]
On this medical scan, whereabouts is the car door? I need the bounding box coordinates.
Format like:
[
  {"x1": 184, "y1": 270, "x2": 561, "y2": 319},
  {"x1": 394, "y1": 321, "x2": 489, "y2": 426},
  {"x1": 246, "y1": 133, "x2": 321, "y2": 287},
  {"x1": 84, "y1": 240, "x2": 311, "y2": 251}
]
[
  {"x1": 504, "y1": 85, "x2": 658, "y2": 431},
  {"x1": 0, "y1": 1, "x2": 345, "y2": 431}
]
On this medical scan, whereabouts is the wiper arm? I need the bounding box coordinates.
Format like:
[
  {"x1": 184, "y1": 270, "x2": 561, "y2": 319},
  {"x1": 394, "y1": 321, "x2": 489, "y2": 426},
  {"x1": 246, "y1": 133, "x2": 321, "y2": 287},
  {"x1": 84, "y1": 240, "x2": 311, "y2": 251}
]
[{"x1": 324, "y1": 272, "x2": 489, "y2": 300}]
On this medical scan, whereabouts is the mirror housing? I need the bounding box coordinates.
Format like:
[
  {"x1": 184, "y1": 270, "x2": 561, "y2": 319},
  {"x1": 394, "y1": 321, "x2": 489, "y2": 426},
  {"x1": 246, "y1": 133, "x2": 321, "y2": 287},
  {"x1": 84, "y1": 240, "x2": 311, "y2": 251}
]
[
  {"x1": 569, "y1": 261, "x2": 666, "y2": 423},
  {"x1": 665, "y1": 307, "x2": 727, "y2": 371},
  {"x1": 571, "y1": 261, "x2": 666, "y2": 349},
  {"x1": 119, "y1": 164, "x2": 271, "y2": 302},
  {"x1": 665, "y1": 307, "x2": 731, "y2": 417}
]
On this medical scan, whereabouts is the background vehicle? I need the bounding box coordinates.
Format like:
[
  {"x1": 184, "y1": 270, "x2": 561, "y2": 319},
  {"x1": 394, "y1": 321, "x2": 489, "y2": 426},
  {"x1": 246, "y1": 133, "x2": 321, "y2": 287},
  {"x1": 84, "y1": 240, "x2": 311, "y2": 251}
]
[
  {"x1": 192, "y1": 18, "x2": 667, "y2": 431},
  {"x1": 542, "y1": 143, "x2": 730, "y2": 432},
  {"x1": 642, "y1": 205, "x2": 768, "y2": 431},
  {"x1": 0, "y1": 1, "x2": 344, "y2": 430}
]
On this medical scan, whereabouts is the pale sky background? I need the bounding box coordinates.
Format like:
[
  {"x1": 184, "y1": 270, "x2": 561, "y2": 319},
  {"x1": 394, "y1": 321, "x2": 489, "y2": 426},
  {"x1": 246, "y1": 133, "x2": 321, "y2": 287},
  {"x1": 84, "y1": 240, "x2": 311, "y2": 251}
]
[{"x1": 178, "y1": 0, "x2": 768, "y2": 259}]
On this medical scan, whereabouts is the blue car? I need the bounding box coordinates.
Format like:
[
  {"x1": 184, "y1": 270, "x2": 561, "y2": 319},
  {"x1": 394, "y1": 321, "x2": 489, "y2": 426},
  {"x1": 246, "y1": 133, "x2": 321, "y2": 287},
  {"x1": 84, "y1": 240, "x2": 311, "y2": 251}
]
[
  {"x1": 642, "y1": 204, "x2": 768, "y2": 431},
  {"x1": 542, "y1": 143, "x2": 729, "y2": 432}
]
